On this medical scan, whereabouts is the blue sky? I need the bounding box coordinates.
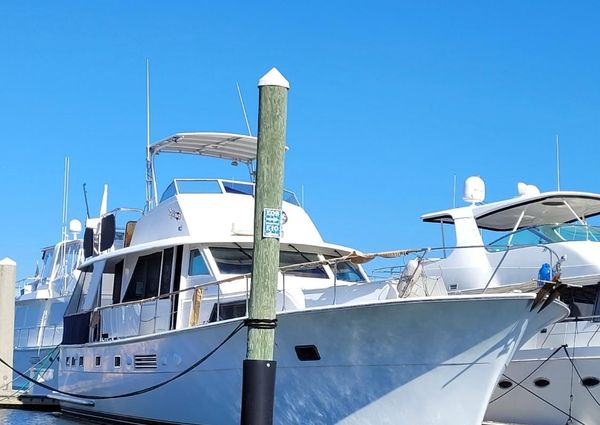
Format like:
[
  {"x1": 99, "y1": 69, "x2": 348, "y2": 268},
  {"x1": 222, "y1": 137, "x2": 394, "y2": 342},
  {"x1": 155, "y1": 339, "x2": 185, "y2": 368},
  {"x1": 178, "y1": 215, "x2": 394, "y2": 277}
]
[{"x1": 1, "y1": 1, "x2": 600, "y2": 278}]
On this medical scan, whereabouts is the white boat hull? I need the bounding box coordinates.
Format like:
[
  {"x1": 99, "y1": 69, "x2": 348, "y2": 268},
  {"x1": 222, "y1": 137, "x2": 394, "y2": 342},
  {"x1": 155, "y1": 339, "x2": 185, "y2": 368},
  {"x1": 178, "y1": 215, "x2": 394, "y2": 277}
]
[
  {"x1": 486, "y1": 320, "x2": 600, "y2": 425},
  {"x1": 58, "y1": 294, "x2": 567, "y2": 425}
]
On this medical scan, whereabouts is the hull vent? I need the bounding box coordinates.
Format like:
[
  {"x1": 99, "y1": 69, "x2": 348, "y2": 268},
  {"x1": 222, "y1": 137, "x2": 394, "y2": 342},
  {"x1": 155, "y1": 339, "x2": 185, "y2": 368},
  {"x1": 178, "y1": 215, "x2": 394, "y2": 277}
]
[{"x1": 134, "y1": 355, "x2": 157, "y2": 369}]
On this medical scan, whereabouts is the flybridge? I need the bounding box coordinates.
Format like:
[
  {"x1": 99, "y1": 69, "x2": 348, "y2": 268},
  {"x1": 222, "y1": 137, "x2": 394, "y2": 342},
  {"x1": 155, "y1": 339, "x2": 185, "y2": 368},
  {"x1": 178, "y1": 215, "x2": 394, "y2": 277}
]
[
  {"x1": 422, "y1": 191, "x2": 600, "y2": 231},
  {"x1": 146, "y1": 132, "x2": 259, "y2": 211},
  {"x1": 159, "y1": 178, "x2": 300, "y2": 206}
]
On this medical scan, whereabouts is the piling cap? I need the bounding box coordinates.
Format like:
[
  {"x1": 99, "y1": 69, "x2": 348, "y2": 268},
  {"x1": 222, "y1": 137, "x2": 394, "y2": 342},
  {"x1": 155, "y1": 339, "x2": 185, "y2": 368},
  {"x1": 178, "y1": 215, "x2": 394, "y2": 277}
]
[
  {"x1": 0, "y1": 258, "x2": 16, "y2": 266},
  {"x1": 258, "y1": 67, "x2": 290, "y2": 89}
]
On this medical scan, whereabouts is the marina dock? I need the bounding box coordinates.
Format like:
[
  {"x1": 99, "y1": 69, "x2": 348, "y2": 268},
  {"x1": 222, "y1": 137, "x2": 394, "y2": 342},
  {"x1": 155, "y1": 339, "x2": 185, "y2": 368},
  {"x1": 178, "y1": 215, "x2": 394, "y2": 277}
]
[{"x1": 0, "y1": 393, "x2": 59, "y2": 410}]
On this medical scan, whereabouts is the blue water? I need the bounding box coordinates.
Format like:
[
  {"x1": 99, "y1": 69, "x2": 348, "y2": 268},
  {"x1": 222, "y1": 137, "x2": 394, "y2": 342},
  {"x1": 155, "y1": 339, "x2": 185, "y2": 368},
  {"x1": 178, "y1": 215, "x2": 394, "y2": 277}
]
[{"x1": 0, "y1": 410, "x2": 87, "y2": 425}]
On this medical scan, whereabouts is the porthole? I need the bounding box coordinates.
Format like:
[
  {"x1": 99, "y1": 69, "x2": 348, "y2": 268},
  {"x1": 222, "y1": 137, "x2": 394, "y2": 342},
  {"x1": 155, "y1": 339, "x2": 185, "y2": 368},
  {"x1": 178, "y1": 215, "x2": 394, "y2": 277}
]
[
  {"x1": 581, "y1": 377, "x2": 600, "y2": 388},
  {"x1": 534, "y1": 378, "x2": 550, "y2": 388},
  {"x1": 498, "y1": 380, "x2": 513, "y2": 389},
  {"x1": 114, "y1": 356, "x2": 121, "y2": 368},
  {"x1": 95, "y1": 356, "x2": 101, "y2": 367}
]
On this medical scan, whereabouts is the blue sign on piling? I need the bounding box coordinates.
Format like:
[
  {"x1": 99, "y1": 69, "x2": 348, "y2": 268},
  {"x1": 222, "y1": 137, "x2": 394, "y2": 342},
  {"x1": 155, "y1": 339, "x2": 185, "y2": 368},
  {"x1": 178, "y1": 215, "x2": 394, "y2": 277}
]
[{"x1": 262, "y1": 208, "x2": 282, "y2": 239}]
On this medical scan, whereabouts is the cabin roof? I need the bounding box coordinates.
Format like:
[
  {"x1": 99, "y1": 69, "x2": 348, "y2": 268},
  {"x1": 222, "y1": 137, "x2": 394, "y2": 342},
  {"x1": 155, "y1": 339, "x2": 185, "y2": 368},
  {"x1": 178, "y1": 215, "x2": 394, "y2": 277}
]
[
  {"x1": 422, "y1": 191, "x2": 600, "y2": 231},
  {"x1": 150, "y1": 132, "x2": 257, "y2": 163}
]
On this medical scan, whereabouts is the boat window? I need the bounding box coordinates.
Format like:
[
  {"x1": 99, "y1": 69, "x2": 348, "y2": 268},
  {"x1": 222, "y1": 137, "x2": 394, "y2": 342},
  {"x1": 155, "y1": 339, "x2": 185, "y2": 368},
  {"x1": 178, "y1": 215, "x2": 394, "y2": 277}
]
[
  {"x1": 209, "y1": 300, "x2": 247, "y2": 322},
  {"x1": 188, "y1": 249, "x2": 211, "y2": 276},
  {"x1": 64, "y1": 266, "x2": 92, "y2": 315},
  {"x1": 324, "y1": 256, "x2": 365, "y2": 282},
  {"x1": 280, "y1": 251, "x2": 327, "y2": 278},
  {"x1": 553, "y1": 224, "x2": 600, "y2": 242},
  {"x1": 112, "y1": 261, "x2": 124, "y2": 305},
  {"x1": 160, "y1": 248, "x2": 175, "y2": 295},
  {"x1": 100, "y1": 272, "x2": 115, "y2": 307},
  {"x1": 123, "y1": 252, "x2": 163, "y2": 302},
  {"x1": 211, "y1": 247, "x2": 254, "y2": 275},
  {"x1": 558, "y1": 283, "x2": 600, "y2": 318},
  {"x1": 52, "y1": 242, "x2": 82, "y2": 281},
  {"x1": 283, "y1": 190, "x2": 300, "y2": 206},
  {"x1": 177, "y1": 180, "x2": 222, "y2": 195},
  {"x1": 210, "y1": 247, "x2": 327, "y2": 278},
  {"x1": 41, "y1": 248, "x2": 55, "y2": 281},
  {"x1": 223, "y1": 181, "x2": 254, "y2": 195},
  {"x1": 487, "y1": 227, "x2": 552, "y2": 251},
  {"x1": 159, "y1": 182, "x2": 177, "y2": 203},
  {"x1": 75, "y1": 270, "x2": 94, "y2": 312}
]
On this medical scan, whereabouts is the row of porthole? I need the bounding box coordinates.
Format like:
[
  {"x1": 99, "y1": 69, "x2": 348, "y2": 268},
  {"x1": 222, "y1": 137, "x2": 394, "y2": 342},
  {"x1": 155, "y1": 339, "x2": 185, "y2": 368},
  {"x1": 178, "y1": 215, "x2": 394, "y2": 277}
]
[
  {"x1": 498, "y1": 376, "x2": 600, "y2": 390},
  {"x1": 64, "y1": 355, "x2": 121, "y2": 368}
]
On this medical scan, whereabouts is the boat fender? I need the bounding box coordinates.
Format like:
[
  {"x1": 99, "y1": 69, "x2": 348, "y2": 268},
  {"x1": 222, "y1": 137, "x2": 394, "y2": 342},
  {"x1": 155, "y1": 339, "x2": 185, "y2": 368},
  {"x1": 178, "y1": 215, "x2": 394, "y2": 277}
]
[{"x1": 537, "y1": 263, "x2": 552, "y2": 287}]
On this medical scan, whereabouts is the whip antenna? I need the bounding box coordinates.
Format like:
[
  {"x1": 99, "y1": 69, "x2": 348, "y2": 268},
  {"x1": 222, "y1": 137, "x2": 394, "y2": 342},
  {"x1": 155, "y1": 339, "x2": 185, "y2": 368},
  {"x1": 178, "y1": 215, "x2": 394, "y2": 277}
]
[
  {"x1": 236, "y1": 82, "x2": 253, "y2": 136},
  {"x1": 556, "y1": 135, "x2": 561, "y2": 191}
]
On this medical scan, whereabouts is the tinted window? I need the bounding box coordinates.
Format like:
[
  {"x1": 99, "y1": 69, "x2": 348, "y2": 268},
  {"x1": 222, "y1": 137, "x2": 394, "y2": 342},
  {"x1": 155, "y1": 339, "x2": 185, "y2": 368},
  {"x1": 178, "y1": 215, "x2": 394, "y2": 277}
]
[
  {"x1": 325, "y1": 256, "x2": 364, "y2": 282},
  {"x1": 161, "y1": 248, "x2": 174, "y2": 295},
  {"x1": 123, "y1": 252, "x2": 163, "y2": 302},
  {"x1": 188, "y1": 249, "x2": 211, "y2": 276},
  {"x1": 211, "y1": 247, "x2": 253, "y2": 275},
  {"x1": 558, "y1": 283, "x2": 600, "y2": 318},
  {"x1": 210, "y1": 247, "x2": 327, "y2": 278},
  {"x1": 280, "y1": 251, "x2": 327, "y2": 278}
]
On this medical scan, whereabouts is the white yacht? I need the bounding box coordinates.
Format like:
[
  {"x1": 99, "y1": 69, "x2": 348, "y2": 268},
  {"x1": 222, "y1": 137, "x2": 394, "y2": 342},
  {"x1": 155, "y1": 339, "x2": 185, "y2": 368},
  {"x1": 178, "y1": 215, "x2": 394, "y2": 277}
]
[
  {"x1": 52, "y1": 133, "x2": 568, "y2": 425},
  {"x1": 422, "y1": 176, "x2": 600, "y2": 425},
  {"x1": 13, "y1": 229, "x2": 83, "y2": 397}
]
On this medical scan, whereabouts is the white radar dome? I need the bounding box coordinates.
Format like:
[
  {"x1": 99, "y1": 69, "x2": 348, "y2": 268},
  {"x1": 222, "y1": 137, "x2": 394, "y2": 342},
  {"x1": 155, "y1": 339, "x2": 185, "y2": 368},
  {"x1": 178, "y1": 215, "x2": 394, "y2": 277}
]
[
  {"x1": 463, "y1": 176, "x2": 485, "y2": 204},
  {"x1": 69, "y1": 219, "x2": 82, "y2": 233},
  {"x1": 517, "y1": 182, "x2": 541, "y2": 197}
]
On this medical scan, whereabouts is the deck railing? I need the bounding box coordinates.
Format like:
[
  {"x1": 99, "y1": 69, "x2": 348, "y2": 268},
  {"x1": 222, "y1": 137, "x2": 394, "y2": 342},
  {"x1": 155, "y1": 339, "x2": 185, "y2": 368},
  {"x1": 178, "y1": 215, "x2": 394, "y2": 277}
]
[
  {"x1": 13, "y1": 324, "x2": 63, "y2": 349},
  {"x1": 89, "y1": 243, "x2": 595, "y2": 343}
]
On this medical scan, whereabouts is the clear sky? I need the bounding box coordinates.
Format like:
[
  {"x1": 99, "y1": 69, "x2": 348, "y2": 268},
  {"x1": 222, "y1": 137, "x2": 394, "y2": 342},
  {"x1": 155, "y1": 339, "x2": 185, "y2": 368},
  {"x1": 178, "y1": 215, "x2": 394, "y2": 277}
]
[{"x1": 1, "y1": 1, "x2": 599, "y2": 278}]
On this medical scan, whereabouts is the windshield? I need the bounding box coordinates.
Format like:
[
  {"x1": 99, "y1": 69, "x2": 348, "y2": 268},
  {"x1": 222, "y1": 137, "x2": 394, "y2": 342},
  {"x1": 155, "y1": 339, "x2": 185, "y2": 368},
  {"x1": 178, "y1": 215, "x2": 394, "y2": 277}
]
[
  {"x1": 487, "y1": 224, "x2": 600, "y2": 251},
  {"x1": 159, "y1": 179, "x2": 300, "y2": 206},
  {"x1": 210, "y1": 247, "x2": 328, "y2": 278},
  {"x1": 40, "y1": 248, "x2": 55, "y2": 280}
]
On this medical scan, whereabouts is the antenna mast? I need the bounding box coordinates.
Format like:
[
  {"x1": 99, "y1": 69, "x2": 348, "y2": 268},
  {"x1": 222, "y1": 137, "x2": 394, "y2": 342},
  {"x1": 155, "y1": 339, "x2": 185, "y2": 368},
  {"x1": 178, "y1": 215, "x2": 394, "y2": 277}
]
[
  {"x1": 61, "y1": 157, "x2": 70, "y2": 241},
  {"x1": 452, "y1": 174, "x2": 457, "y2": 208},
  {"x1": 556, "y1": 135, "x2": 561, "y2": 191},
  {"x1": 145, "y1": 59, "x2": 155, "y2": 211},
  {"x1": 82, "y1": 183, "x2": 91, "y2": 219},
  {"x1": 236, "y1": 82, "x2": 253, "y2": 136}
]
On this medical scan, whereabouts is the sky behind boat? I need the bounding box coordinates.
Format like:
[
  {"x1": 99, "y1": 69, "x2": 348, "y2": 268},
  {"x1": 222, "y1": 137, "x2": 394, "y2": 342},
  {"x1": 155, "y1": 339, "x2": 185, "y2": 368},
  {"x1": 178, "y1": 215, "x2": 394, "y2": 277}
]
[{"x1": 1, "y1": 1, "x2": 600, "y2": 278}]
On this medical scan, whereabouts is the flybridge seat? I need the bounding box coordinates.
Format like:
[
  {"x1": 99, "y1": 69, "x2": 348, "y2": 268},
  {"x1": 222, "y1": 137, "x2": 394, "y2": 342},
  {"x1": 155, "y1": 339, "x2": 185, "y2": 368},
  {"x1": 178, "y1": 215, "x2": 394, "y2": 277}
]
[
  {"x1": 159, "y1": 178, "x2": 300, "y2": 206},
  {"x1": 422, "y1": 192, "x2": 600, "y2": 231}
]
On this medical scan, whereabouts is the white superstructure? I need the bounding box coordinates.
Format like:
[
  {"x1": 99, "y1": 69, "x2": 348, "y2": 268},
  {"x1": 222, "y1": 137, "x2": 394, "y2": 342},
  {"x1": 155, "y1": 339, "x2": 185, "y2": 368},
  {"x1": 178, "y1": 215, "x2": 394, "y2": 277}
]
[
  {"x1": 422, "y1": 177, "x2": 600, "y2": 425},
  {"x1": 53, "y1": 135, "x2": 568, "y2": 425},
  {"x1": 12, "y1": 235, "x2": 83, "y2": 397}
]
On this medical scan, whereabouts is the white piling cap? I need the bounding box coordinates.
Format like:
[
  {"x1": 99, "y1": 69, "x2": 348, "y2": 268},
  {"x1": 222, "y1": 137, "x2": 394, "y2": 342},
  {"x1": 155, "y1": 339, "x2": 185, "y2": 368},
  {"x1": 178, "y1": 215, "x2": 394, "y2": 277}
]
[
  {"x1": 258, "y1": 67, "x2": 290, "y2": 89},
  {"x1": 0, "y1": 258, "x2": 16, "y2": 266}
]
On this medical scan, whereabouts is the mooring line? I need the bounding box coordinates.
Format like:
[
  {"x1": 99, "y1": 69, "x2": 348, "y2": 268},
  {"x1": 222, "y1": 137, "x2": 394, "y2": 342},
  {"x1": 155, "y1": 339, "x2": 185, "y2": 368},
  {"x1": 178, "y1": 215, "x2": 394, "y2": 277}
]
[{"x1": 0, "y1": 321, "x2": 245, "y2": 400}]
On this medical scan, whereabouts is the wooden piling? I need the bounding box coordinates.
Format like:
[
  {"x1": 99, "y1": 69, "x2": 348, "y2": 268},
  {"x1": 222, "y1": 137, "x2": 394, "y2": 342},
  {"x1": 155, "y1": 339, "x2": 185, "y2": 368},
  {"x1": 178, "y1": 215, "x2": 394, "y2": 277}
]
[{"x1": 240, "y1": 68, "x2": 289, "y2": 425}]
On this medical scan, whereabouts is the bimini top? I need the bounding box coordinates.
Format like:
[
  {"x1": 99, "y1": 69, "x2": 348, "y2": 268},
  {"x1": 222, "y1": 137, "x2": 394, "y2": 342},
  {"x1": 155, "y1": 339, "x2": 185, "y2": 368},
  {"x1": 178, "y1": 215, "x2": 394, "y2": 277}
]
[
  {"x1": 422, "y1": 191, "x2": 600, "y2": 231},
  {"x1": 150, "y1": 132, "x2": 257, "y2": 163}
]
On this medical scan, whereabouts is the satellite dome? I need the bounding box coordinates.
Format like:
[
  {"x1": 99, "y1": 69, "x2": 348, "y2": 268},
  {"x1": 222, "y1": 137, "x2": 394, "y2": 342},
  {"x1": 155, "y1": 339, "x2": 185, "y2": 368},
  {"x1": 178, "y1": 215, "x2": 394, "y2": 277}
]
[
  {"x1": 463, "y1": 176, "x2": 485, "y2": 204},
  {"x1": 517, "y1": 182, "x2": 541, "y2": 197}
]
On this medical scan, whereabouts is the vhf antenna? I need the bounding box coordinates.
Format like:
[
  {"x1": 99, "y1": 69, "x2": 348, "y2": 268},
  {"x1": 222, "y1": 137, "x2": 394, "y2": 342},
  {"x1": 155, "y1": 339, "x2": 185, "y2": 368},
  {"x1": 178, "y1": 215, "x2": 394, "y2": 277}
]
[
  {"x1": 83, "y1": 183, "x2": 91, "y2": 219},
  {"x1": 556, "y1": 135, "x2": 561, "y2": 191},
  {"x1": 236, "y1": 82, "x2": 253, "y2": 136}
]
